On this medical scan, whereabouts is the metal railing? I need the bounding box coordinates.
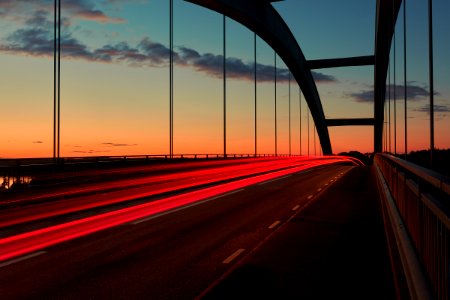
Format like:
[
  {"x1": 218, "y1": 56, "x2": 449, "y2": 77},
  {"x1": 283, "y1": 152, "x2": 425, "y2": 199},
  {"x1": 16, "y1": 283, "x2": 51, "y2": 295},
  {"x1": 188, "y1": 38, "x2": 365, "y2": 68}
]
[
  {"x1": 375, "y1": 153, "x2": 450, "y2": 300},
  {"x1": 0, "y1": 153, "x2": 300, "y2": 190}
]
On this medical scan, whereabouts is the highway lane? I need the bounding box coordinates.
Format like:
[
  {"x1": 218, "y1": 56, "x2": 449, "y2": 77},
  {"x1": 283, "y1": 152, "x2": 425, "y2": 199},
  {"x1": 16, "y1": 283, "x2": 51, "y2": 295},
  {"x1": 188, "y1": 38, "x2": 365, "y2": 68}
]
[
  {"x1": 0, "y1": 164, "x2": 351, "y2": 299},
  {"x1": 0, "y1": 157, "x2": 343, "y2": 233},
  {"x1": 1, "y1": 157, "x2": 287, "y2": 206}
]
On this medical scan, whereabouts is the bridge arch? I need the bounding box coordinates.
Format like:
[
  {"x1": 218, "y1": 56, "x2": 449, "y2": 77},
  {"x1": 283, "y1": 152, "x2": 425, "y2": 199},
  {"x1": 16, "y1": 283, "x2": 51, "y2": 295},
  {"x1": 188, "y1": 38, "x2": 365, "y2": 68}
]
[{"x1": 185, "y1": 0, "x2": 332, "y2": 154}]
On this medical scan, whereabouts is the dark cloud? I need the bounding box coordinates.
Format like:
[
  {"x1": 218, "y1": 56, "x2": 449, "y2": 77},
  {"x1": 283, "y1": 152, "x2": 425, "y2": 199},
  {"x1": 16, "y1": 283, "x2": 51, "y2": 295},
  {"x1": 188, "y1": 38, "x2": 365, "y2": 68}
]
[
  {"x1": 73, "y1": 150, "x2": 111, "y2": 154},
  {"x1": 177, "y1": 47, "x2": 335, "y2": 83},
  {"x1": 413, "y1": 104, "x2": 450, "y2": 114},
  {"x1": 0, "y1": 10, "x2": 335, "y2": 84},
  {"x1": 25, "y1": 10, "x2": 52, "y2": 28},
  {"x1": 102, "y1": 142, "x2": 138, "y2": 147},
  {"x1": 0, "y1": 0, "x2": 124, "y2": 24},
  {"x1": 350, "y1": 84, "x2": 433, "y2": 103},
  {"x1": 312, "y1": 72, "x2": 336, "y2": 82}
]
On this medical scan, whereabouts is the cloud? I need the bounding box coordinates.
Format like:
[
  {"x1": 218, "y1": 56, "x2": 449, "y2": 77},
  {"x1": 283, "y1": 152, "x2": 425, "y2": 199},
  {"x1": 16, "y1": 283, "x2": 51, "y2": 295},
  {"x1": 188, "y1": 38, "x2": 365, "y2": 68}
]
[
  {"x1": 350, "y1": 84, "x2": 433, "y2": 103},
  {"x1": 0, "y1": 0, "x2": 125, "y2": 24},
  {"x1": 413, "y1": 104, "x2": 450, "y2": 114},
  {"x1": 177, "y1": 46, "x2": 335, "y2": 83},
  {"x1": 73, "y1": 150, "x2": 111, "y2": 154},
  {"x1": 101, "y1": 142, "x2": 138, "y2": 147},
  {"x1": 0, "y1": 10, "x2": 335, "y2": 84},
  {"x1": 312, "y1": 72, "x2": 336, "y2": 82}
]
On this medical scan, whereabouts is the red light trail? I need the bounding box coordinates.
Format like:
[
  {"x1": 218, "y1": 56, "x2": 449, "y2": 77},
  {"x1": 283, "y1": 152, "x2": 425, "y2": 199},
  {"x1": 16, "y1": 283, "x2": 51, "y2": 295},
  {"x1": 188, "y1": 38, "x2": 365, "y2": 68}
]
[{"x1": 0, "y1": 157, "x2": 356, "y2": 263}]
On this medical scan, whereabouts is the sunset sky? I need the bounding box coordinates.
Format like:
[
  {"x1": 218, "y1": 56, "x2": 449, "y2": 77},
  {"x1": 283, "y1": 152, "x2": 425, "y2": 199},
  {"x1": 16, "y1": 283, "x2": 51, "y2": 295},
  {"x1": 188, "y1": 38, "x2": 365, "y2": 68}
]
[{"x1": 1, "y1": 0, "x2": 449, "y2": 158}]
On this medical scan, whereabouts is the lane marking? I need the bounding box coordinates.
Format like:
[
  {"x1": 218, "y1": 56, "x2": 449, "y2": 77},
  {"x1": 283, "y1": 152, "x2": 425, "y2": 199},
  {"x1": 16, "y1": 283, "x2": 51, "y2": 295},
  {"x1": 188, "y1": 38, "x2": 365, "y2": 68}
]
[
  {"x1": 324, "y1": 183, "x2": 328, "y2": 186},
  {"x1": 0, "y1": 251, "x2": 46, "y2": 269},
  {"x1": 268, "y1": 220, "x2": 281, "y2": 229},
  {"x1": 292, "y1": 205, "x2": 300, "y2": 211},
  {"x1": 206, "y1": 188, "x2": 245, "y2": 201},
  {"x1": 132, "y1": 189, "x2": 245, "y2": 225},
  {"x1": 223, "y1": 249, "x2": 245, "y2": 264},
  {"x1": 317, "y1": 188, "x2": 322, "y2": 192},
  {"x1": 307, "y1": 195, "x2": 313, "y2": 200},
  {"x1": 258, "y1": 175, "x2": 291, "y2": 186},
  {"x1": 197, "y1": 165, "x2": 341, "y2": 299}
]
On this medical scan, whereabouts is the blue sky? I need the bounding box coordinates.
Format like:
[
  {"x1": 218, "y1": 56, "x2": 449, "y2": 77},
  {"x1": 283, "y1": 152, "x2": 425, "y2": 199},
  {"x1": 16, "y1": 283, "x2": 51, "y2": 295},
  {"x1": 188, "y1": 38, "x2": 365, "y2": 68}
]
[{"x1": 0, "y1": 0, "x2": 448, "y2": 157}]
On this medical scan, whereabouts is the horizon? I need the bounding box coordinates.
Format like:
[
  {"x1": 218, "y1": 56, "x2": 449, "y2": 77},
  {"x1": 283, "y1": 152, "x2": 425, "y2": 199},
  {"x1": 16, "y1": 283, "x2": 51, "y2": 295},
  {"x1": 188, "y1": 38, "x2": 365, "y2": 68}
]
[{"x1": 1, "y1": 0, "x2": 449, "y2": 158}]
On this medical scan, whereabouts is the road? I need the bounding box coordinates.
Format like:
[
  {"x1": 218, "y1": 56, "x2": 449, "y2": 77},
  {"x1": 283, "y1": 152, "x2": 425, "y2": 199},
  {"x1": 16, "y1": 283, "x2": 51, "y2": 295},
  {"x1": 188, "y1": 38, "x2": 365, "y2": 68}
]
[{"x1": 0, "y1": 164, "x2": 352, "y2": 299}]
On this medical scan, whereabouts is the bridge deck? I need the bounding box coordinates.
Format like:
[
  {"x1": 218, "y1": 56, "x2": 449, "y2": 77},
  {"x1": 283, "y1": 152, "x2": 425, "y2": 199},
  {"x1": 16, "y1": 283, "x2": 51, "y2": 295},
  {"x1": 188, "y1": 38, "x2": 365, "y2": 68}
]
[{"x1": 203, "y1": 166, "x2": 396, "y2": 299}]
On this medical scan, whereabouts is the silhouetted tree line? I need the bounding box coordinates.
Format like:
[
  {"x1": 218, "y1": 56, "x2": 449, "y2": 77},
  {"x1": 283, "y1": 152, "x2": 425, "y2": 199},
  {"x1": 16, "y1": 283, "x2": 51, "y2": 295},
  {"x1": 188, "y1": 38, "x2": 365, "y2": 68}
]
[
  {"x1": 338, "y1": 151, "x2": 373, "y2": 166},
  {"x1": 402, "y1": 149, "x2": 450, "y2": 177}
]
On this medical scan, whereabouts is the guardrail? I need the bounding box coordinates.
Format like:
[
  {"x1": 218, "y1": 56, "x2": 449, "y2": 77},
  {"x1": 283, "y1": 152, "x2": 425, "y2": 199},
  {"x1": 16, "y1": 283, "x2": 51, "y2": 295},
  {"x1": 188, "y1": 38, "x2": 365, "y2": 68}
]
[
  {"x1": 0, "y1": 153, "x2": 297, "y2": 189},
  {"x1": 374, "y1": 153, "x2": 450, "y2": 300}
]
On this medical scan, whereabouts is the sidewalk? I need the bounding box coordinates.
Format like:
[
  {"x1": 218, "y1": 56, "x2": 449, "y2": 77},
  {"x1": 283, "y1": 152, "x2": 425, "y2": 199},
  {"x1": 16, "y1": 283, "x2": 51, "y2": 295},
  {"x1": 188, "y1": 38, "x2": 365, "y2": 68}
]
[{"x1": 202, "y1": 166, "x2": 396, "y2": 299}]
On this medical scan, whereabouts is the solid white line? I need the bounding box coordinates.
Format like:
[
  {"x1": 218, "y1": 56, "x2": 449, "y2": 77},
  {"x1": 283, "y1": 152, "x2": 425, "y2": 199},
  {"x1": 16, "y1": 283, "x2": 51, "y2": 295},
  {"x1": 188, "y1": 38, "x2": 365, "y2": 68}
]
[
  {"x1": 223, "y1": 249, "x2": 245, "y2": 264},
  {"x1": 0, "y1": 251, "x2": 46, "y2": 268},
  {"x1": 307, "y1": 195, "x2": 313, "y2": 200},
  {"x1": 132, "y1": 189, "x2": 245, "y2": 224},
  {"x1": 268, "y1": 220, "x2": 281, "y2": 229},
  {"x1": 292, "y1": 205, "x2": 300, "y2": 211}
]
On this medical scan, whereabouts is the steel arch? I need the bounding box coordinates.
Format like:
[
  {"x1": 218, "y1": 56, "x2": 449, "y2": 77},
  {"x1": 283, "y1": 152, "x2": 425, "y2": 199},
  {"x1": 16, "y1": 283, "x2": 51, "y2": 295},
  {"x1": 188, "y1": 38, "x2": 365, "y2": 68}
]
[{"x1": 185, "y1": 0, "x2": 332, "y2": 154}]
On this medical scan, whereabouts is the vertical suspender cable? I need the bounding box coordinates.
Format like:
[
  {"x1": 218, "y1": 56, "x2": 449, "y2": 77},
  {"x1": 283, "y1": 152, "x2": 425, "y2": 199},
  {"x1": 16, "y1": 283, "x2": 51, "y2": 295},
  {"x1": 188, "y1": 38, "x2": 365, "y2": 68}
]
[
  {"x1": 428, "y1": 0, "x2": 434, "y2": 167},
  {"x1": 313, "y1": 124, "x2": 316, "y2": 156},
  {"x1": 57, "y1": 0, "x2": 61, "y2": 159},
  {"x1": 53, "y1": 0, "x2": 57, "y2": 161},
  {"x1": 404, "y1": 0, "x2": 408, "y2": 158},
  {"x1": 254, "y1": 33, "x2": 257, "y2": 156},
  {"x1": 384, "y1": 100, "x2": 388, "y2": 152},
  {"x1": 299, "y1": 88, "x2": 302, "y2": 155},
  {"x1": 388, "y1": 63, "x2": 391, "y2": 153},
  {"x1": 288, "y1": 72, "x2": 291, "y2": 156},
  {"x1": 393, "y1": 1, "x2": 397, "y2": 156},
  {"x1": 223, "y1": 15, "x2": 227, "y2": 158},
  {"x1": 307, "y1": 108, "x2": 310, "y2": 156},
  {"x1": 169, "y1": 0, "x2": 173, "y2": 158},
  {"x1": 274, "y1": 52, "x2": 277, "y2": 156}
]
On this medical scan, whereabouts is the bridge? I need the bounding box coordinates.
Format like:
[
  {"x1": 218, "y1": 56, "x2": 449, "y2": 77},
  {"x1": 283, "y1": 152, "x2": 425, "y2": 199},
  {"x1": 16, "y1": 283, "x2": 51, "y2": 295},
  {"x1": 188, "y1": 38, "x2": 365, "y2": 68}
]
[{"x1": 0, "y1": 0, "x2": 449, "y2": 299}]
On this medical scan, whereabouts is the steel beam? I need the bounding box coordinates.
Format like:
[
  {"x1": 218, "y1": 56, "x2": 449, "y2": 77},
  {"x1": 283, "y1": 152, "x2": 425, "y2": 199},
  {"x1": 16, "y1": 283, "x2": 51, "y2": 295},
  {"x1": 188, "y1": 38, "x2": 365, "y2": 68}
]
[
  {"x1": 326, "y1": 118, "x2": 375, "y2": 127},
  {"x1": 374, "y1": 0, "x2": 402, "y2": 152},
  {"x1": 184, "y1": 0, "x2": 332, "y2": 154},
  {"x1": 307, "y1": 55, "x2": 375, "y2": 70}
]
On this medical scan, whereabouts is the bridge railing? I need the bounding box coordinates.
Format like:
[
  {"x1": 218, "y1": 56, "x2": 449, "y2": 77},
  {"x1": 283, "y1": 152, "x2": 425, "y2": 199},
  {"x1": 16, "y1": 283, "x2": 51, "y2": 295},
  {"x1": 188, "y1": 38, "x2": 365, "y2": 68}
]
[
  {"x1": 374, "y1": 153, "x2": 450, "y2": 300},
  {"x1": 0, "y1": 153, "x2": 298, "y2": 189}
]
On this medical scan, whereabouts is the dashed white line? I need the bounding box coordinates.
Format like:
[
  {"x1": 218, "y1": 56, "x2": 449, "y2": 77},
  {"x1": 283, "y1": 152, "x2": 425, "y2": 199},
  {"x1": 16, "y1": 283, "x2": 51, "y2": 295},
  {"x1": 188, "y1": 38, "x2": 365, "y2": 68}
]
[
  {"x1": 132, "y1": 188, "x2": 245, "y2": 224},
  {"x1": 307, "y1": 195, "x2": 313, "y2": 200},
  {"x1": 0, "y1": 251, "x2": 46, "y2": 268},
  {"x1": 268, "y1": 220, "x2": 281, "y2": 229},
  {"x1": 292, "y1": 205, "x2": 300, "y2": 211},
  {"x1": 317, "y1": 188, "x2": 322, "y2": 192},
  {"x1": 223, "y1": 248, "x2": 245, "y2": 264}
]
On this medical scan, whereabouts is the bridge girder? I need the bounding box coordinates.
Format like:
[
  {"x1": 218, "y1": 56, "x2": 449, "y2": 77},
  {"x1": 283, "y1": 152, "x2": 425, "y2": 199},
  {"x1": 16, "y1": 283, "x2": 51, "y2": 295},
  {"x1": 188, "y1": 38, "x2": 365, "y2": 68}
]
[
  {"x1": 374, "y1": 0, "x2": 402, "y2": 152},
  {"x1": 307, "y1": 55, "x2": 375, "y2": 70},
  {"x1": 326, "y1": 118, "x2": 375, "y2": 127},
  {"x1": 185, "y1": 0, "x2": 332, "y2": 154}
]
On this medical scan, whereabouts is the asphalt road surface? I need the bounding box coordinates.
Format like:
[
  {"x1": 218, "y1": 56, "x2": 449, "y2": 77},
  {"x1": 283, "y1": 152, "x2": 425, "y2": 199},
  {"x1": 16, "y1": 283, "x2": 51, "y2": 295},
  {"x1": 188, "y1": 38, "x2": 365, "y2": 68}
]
[{"x1": 0, "y1": 164, "x2": 391, "y2": 299}]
